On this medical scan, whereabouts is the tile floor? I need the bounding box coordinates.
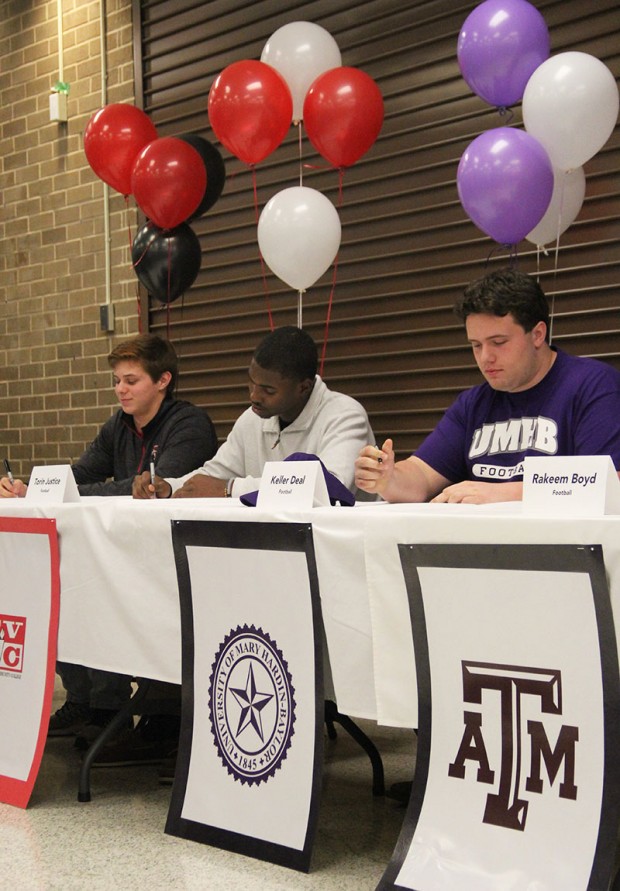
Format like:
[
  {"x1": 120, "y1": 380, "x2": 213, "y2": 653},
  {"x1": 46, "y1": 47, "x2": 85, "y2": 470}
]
[{"x1": 0, "y1": 681, "x2": 417, "y2": 890}]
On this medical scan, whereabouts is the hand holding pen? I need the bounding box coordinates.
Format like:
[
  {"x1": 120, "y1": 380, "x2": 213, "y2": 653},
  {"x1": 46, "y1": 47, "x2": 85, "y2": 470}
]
[
  {"x1": 0, "y1": 459, "x2": 27, "y2": 498},
  {"x1": 354, "y1": 438, "x2": 394, "y2": 494},
  {"x1": 147, "y1": 446, "x2": 161, "y2": 500}
]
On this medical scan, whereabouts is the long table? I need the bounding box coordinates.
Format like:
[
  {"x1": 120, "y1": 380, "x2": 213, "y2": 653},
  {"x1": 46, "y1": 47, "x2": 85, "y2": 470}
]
[{"x1": 2, "y1": 497, "x2": 620, "y2": 729}]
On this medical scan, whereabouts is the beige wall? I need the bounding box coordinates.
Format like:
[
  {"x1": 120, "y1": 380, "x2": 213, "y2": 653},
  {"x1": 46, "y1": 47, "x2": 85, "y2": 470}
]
[{"x1": 0, "y1": 0, "x2": 138, "y2": 479}]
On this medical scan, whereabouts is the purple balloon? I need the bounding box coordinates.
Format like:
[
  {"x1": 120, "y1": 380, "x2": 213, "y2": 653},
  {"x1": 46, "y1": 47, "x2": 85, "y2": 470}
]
[
  {"x1": 457, "y1": 127, "x2": 554, "y2": 245},
  {"x1": 457, "y1": 0, "x2": 550, "y2": 107}
]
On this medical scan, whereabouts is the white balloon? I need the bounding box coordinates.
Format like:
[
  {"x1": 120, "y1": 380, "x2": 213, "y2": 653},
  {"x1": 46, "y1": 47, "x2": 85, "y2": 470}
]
[
  {"x1": 258, "y1": 187, "x2": 341, "y2": 291},
  {"x1": 526, "y1": 166, "x2": 586, "y2": 247},
  {"x1": 261, "y1": 22, "x2": 341, "y2": 122},
  {"x1": 523, "y1": 52, "x2": 619, "y2": 170}
]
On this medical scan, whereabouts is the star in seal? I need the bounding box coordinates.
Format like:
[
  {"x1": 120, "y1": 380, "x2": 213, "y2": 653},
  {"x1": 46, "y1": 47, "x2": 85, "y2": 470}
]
[{"x1": 209, "y1": 624, "x2": 296, "y2": 785}]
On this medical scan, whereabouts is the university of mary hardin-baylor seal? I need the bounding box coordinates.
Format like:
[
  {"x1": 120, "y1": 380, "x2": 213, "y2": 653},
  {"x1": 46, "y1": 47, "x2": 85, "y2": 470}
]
[{"x1": 209, "y1": 624, "x2": 296, "y2": 786}]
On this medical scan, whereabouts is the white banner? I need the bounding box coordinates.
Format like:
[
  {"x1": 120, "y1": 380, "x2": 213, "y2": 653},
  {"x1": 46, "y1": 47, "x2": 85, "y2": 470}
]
[
  {"x1": 0, "y1": 517, "x2": 59, "y2": 807},
  {"x1": 380, "y1": 543, "x2": 620, "y2": 891},
  {"x1": 166, "y1": 520, "x2": 323, "y2": 872}
]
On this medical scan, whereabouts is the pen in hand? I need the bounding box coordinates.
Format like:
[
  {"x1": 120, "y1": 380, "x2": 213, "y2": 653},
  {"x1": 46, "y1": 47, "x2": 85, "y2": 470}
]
[
  {"x1": 149, "y1": 446, "x2": 158, "y2": 499},
  {"x1": 3, "y1": 458, "x2": 15, "y2": 486}
]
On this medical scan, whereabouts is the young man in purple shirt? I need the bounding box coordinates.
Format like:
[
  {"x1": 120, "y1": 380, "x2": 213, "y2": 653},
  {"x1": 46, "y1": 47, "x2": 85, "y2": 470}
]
[{"x1": 355, "y1": 268, "x2": 620, "y2": 503}]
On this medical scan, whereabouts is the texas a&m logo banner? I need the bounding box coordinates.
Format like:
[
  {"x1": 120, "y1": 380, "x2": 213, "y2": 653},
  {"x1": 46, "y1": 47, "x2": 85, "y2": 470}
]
[
  {"x1": 0, "y1": 517, "x2": 60, "y2": 808},
  {"x1": 166, "y1": 520, "x2": 323, "y2": 872},
  {"x1": 379, "y1": 544, "x2": 620, "y2": 891}
]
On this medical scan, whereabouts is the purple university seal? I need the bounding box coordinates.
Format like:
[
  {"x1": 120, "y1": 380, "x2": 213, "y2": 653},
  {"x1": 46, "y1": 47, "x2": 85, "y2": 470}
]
[{"x1": 209, "y1": 624, "x2": 296, "y2": 786}]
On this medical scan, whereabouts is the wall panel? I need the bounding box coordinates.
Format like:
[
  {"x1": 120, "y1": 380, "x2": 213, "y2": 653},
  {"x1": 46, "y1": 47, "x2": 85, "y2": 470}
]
[{"x1": 133, "y1": 0, "x2": 619, "y2": 458}]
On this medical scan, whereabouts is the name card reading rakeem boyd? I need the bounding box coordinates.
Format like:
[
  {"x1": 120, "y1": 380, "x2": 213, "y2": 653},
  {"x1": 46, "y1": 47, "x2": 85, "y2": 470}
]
[
  {"x1": 256, "y1": 460, "x2": 330, "y2": 510},
  {"x1": 522, "y1": 455, "x2": 620, "y2": 517},
  {"x1": 25, "y1": 465, "x2": 81, "y2": 503}
]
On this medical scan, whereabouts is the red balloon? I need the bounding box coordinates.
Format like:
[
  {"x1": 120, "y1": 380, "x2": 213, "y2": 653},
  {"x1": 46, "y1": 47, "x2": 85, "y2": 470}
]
[
  {"x1": 303, "y1": 67, "x2": 384, "y2": 167},
  {"x1": 208, "y1": 60, "x2": 293, "y2": 165},
  {"x1": 131, "y1": 137, "x2": 207, "y2": 230},
  {"x1": 84, "y1": 104, "x2": 157, "y2": 196}
]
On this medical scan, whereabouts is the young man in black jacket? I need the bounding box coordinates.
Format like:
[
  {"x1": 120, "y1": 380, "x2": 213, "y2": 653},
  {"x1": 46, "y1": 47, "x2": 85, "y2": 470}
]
[
  {"x1": 1, "y1": 334, "x2": 217, "y2": 497},
  {"x1": 1, "y1": 334, "x2": 218, "y2": 748}
]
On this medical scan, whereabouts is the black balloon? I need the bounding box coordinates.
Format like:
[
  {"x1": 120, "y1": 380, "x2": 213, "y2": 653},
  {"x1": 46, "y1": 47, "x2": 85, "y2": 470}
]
[
  {"x1": 179, "y1": 134, "x2": 226, "y2": 219},
  {"x1": 132, "y1": 221, "x2": 202, "y2": 304}
]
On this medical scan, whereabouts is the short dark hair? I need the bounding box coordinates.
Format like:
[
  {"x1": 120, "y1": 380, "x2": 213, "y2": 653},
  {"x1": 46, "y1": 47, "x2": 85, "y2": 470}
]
[
  {"x1": 107, "y1": 334, "x2": 178, "y2": 396},
  {"x1": 455, "y1": 268, "x2": 550, "y2": 341},
  {"x1": 252, "y1": 326, "x2": 318, "y2": 381}
]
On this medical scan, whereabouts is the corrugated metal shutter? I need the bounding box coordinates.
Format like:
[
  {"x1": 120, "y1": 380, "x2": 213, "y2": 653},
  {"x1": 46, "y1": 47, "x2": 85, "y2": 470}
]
[{"x1": 133, "y1": 0, "x2": 620, "y2": 457}]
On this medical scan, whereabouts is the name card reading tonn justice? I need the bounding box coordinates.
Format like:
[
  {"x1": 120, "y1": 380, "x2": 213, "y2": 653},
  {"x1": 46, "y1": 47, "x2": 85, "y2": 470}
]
[
  {"x1": 256, "y1": 460, "x2": 330, "y2": 510},
  {"x1": 25, "y1": 465, "x2": 81, "y2": 503},
  {"x1": 522, "y1": 455, "x2": 620, "y2": 516}
]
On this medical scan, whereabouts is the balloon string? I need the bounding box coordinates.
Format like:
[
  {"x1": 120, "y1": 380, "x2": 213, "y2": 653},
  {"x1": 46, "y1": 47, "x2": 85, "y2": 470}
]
[
  {"x1": 297, "y1": 290, "x2": 303, "y2": 328},
  {"x1": 497, "y1": 106, "x2": 514, "y2": 123},
  {"x1": 124, "y1": 196, "x2": 144, "y2": 334},
  {"x1": 485, "y1": 242, "x2": 517, "y2": 269},
  {"x1": 303, "y1": 162, "x2": 342, "y2": 174},
  {"x1": 546, "y1": 174, "x2": 567, "y2": 346},
  {"x1": 548, "y1": 274, "x2": 557, "y2": 347},
  {"x1": 318, "y1": 169, "x2": 345, "y2": 375},
  {"x1": 251, "y1": 165, "x2": 260, "y2": 225},
  {"x1": 251, "y1": 165, "x2": 274, "y2": 331},
  {"x1": 297, "y1": 121, "x2": 303, "y2": 187},
  {"x1": 320, "y1": 249, "x2": 340, "y2": 378},
  {"x1": 132, "y1": 223, "x2": 158, "y2": 269},
  {"x1": 166, "y1": 237, "x2": 172, "y2": 313}
]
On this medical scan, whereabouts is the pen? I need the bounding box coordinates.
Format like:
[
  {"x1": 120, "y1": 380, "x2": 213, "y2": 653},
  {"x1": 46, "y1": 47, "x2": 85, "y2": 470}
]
[
  {"x1": 149, "y1": 446, "x2": 158, "y2": 499},
  {"x1": 3, "y1": 458, "x2": 15, "y2": 485}
]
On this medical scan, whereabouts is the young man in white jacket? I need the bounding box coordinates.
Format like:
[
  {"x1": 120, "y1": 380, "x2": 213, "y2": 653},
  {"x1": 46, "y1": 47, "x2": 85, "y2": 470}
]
[{"x1": 134, "y1": 325, "x2": 375, "y2": 501}]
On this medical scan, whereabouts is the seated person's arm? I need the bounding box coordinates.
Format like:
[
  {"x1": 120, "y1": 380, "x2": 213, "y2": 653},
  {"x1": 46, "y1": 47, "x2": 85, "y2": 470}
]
[
  {"x1": 133, "y1": 471, "x2": 229, "y2": 499},
  {"x1": 430, "y1": 479, "x2": 523, "y2": 504},
  {"x1": 355, "y1": 439, "x2": 451, "y2": 502},
  {"x1": 356, "y1": 439, "x2": 524, "y2": 504},
  {"x1": 134, "y1": 424, "x2": 244, "y2": 500}
]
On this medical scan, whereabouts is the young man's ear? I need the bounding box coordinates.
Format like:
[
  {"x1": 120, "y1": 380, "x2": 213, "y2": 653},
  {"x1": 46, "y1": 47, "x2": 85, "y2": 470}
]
[
  {"x1": 531, "y1": 321, "x2": 548, "y2": 347},
  {"x1": 158, "y1": 370, "x2": 173, "y2": 392},
  {"x1": 298, "y1": 376, "x2": 314, "y2": 396}
]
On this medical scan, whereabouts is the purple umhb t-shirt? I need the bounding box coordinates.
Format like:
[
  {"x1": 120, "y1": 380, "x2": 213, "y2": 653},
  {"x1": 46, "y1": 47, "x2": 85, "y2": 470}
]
[{"x1": 415, "y1": 349, "x2": 620, "y2": 484}]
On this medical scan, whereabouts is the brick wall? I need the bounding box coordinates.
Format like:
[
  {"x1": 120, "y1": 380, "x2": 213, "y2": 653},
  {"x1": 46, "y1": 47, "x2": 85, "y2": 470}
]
[{"x1": 0, "y1": 0, "x2": 139, "y2": 480}]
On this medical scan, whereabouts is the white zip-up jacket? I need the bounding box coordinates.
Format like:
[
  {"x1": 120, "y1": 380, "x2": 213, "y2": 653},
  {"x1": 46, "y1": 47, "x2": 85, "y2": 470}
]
[{"x1": 168, "y1": 376, "x2": 375, "y2": 498}]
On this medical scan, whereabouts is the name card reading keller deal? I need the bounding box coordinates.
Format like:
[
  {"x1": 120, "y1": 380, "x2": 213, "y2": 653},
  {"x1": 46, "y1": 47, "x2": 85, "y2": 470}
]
[
  {"x1": 522, "y1": 455, "x2": 620, "y2": 517},
  {"x1": 25, "y1": 465, "x2": 81, "y2": 503},
  {"x1": 256, "y1": 460, "x2": 330, "y2": 510}
]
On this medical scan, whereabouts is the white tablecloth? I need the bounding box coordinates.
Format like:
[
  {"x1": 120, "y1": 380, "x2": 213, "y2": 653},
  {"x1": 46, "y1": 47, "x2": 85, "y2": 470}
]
[{"x1": 2, "y1": 498, "x2": 619, "y2": 727}]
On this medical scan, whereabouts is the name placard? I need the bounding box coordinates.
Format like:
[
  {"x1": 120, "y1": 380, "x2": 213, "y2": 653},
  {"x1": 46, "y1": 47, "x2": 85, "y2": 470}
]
[
  {"x1": 522, "y1": 455, "x2": 620, "y2": 516},
  {"x1": 25, "y1": 465, "x2": 81, "y2": 503},
  {"x1": 256, "y1": 460, "x2": 329, "y2": 510}
]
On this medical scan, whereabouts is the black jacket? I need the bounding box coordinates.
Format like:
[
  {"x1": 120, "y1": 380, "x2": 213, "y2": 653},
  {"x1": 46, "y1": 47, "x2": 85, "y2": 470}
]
[{"x1": 71, "y1": 398, "x2": 217, "y2": 496}]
